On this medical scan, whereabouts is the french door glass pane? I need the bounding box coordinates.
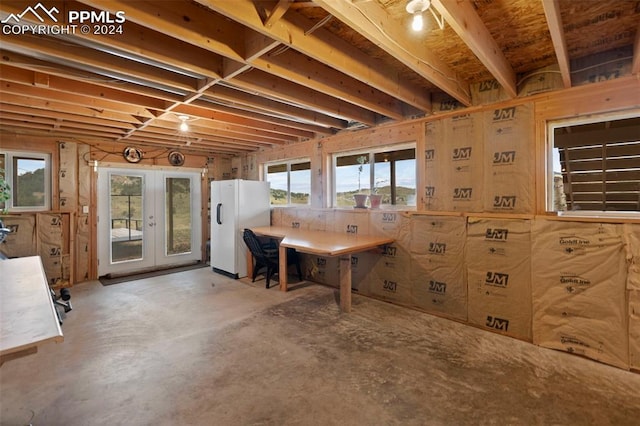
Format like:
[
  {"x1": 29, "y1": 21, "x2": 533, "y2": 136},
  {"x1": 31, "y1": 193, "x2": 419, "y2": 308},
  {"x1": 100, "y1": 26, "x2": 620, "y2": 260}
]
[
  {"x1": 110, "y1": 174, "x2": 143, "y2": 262},
  {"x1": 166, "y1": 177, "x2": 191, "y2": 255}
]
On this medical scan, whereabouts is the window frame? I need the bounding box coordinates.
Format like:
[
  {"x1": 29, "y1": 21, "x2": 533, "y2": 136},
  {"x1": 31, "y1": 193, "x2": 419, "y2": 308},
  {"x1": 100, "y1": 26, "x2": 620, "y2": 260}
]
[
  {"x1": 331, "y1": 143, "x2": 417, "y2": 209},
  {"x1": 0, "y1": 150, "x2": 52, "y2": 212},
  {"x1": 264, "y1": 158, "x2": 311, "y2": 206},
  {"x1": 546, "y1": 109, "x2": 639, "y2": 218}
]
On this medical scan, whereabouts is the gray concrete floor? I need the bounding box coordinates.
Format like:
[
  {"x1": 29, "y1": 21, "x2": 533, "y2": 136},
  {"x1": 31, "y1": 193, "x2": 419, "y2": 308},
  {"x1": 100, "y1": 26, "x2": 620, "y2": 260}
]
[{"x1": 1, "y1": 267, "x2": 640, "y2": 426}]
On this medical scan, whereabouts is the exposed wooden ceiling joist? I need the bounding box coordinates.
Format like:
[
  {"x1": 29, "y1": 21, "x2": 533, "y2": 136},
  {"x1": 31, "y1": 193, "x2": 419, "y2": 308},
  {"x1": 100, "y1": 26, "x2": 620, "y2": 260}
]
[
  {"x1": 312, "y1": 0, "x2": 471, "y2": 106},
  {"x1": 431, "y1": 0, "x2": 516, "y2": 98},
  {"x1": 199, "y1": 0, "x2": 433, "y2": 113},
  {"x1": 542, "y1": 0, "x2": 571, "y2": 88}
]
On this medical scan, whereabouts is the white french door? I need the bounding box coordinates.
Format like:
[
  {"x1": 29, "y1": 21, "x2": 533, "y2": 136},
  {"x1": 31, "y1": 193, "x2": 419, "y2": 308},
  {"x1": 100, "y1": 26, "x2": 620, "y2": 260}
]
[{"x1": 97, "y1": 167, "x2": 201, "y2": 277}]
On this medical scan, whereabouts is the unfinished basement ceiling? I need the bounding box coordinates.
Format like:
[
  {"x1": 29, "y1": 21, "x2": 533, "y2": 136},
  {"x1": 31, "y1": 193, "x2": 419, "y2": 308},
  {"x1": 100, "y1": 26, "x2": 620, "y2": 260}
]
[{"x1": 0, "y1": 0, "x2": 638, "y2": 156}]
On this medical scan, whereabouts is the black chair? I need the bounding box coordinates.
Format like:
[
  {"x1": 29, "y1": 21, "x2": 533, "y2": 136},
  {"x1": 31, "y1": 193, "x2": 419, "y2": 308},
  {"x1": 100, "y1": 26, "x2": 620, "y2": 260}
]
[{"x1": 243, "y1": 228, "x2": 302, "y2": 289}]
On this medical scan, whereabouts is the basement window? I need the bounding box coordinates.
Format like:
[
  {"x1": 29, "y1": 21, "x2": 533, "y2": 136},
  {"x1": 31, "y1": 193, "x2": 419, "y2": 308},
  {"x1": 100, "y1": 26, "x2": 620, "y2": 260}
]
[
  {"x1": 332, "y1": 144, "x2": 416, "y2": 208},
  {"x1": 265, "y1": 159, "x2": 311, "y2": 205},
  {"x1": 547, "y1": 112, "x2": 639, "y2": 217},
  {"x1": 0, "y1": 151, "x2": 51, "y2": 212}
]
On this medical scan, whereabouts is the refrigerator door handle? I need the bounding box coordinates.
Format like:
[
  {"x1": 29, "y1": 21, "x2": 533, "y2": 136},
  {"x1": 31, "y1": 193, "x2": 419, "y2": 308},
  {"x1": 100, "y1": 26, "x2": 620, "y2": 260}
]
[{"x1": 216, "y1": 203, "x2": 222, "y2": 225}]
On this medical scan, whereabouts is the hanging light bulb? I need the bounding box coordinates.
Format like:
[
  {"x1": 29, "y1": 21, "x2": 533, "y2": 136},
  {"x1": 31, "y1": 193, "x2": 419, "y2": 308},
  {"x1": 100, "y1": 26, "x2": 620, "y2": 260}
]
[
  {"x1": 411, "y1": 13, "x2": 424, "y2": 31},
  {"x1": 406, "y1": 0, "x2": 430, "y2": 32},
  {"x1": 178, "y1": 115, "x2": 189, "y2": 132}
]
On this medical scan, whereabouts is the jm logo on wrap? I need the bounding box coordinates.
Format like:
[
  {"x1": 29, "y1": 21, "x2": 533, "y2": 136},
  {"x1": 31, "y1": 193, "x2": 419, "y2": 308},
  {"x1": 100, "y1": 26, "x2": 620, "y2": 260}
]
[
  {"x1": 485, "y1": 271, "x2": 509, "y2": 287},
  {"x1": 453, "y1": 187, "x2": 472, "y2": 200},
  {"x1": 485, "y1": 228, "x2": 508, "y2": 241},
  {"x1": 486, "y1": 316, "x2": 509, "y2": 331},
  {"x1": 428, "y1": 280, "x2": 446, "y2": 295},
  {"x1": 452, "y1": 147, "x2": 472, "y2": 161},
  {"x1": 428, "y1": 242, "x2": 446, "y2": 255},
  {"x1": 492, "y1": 107, "x2": 516, "y2": 122},
  {"x1": 492, "y1": 151, "x2": 516, "y2": 165},
  {"x1": 493, "y1": 195, "x2": 516, "y2": 209}
]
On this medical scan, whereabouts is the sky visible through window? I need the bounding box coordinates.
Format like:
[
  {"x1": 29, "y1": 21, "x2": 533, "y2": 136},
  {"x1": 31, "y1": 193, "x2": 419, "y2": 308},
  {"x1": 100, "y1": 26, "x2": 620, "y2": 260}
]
[
  {"x1": 16, "y1": 159, "x2": 44, "y2": 175},
  {"x1": 268, "y1": 162, "x2": 416, "y2": 193}
]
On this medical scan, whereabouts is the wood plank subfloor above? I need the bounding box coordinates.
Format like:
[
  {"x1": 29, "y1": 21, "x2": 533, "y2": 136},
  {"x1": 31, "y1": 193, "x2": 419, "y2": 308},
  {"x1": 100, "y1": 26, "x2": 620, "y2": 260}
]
[{"x1": 1, "y1": 267, "x2": 639, "y2": 425}]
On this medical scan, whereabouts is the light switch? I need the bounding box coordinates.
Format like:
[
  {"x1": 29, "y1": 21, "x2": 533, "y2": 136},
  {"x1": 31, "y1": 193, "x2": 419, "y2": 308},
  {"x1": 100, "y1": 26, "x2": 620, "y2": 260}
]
[{"x1": 82, "y1": 205, "x2": 89, "y2": 214}]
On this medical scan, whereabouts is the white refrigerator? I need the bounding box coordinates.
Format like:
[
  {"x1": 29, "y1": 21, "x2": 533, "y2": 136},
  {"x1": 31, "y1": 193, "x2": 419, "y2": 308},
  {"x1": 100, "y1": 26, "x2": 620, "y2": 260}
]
[{"x1": 210, "y1": 179, "x2": 270, "y2": 278}]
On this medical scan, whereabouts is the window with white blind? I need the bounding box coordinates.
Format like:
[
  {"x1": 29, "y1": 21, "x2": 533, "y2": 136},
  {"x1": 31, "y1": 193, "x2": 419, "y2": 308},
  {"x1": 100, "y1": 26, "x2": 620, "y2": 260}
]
[{"x1": 548, "y1": 112, "x2": 639, "y2": 216}]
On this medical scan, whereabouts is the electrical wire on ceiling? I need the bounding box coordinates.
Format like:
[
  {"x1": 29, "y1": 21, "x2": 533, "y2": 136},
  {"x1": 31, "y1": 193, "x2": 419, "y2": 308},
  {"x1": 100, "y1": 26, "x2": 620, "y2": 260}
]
[{"x1": 348, "y1": 1, "x2": 471, "y2": 101}]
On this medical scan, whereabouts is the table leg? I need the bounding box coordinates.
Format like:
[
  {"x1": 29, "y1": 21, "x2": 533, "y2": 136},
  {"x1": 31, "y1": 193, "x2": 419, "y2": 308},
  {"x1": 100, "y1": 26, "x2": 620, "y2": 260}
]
[
  {"x1": 339, "y1": 255, "x2": 352, "y2": 313},
  {"x1": 246, "y1": 248, "x2": 254, "y2": 279},
  {"x1": 279, "y1": 244, "x2": 288, "y2": 292}
]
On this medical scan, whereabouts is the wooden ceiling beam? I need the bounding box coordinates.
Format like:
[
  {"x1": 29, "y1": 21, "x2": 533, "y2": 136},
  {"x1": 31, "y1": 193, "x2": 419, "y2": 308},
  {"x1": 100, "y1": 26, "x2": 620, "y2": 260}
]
[
  {"x1": 203, "y1": 84, "x2": 344, "y2": 131},
  {"x1": 542, "y1": 0, "x2": 571, "y2": 88},
  {"x1": 0, "y1": 79, "x2": 158, "y2": 118},
  {"x1": 123, "y1": 134, "x2": 256, "y2": 154},
  {"x1": 78, "y1": 0, "x2": 246, "y2": 62},
  {"x1": 185, "y1": 99, "x2": 335, "y2": 137},
  {"x1": 431, "y1": 0, "x2": 517, "y2": 98},
  {"x1": 0, "y1": 50, "x2": 187, "y2": 105},
  {"x1": 171, "y1": 103, "x2": 312, "y2": 141},
  {"x1": 230, "y1": 69, "x2": 378, "y2": 125},
  {"x1": 0, "y1": 103, "x2": 136, "y2": 131},
  {"x1": 0, "y1": 65, "x2": 171, "y2": 111},
  {"x1": 262, "y1": 0, "x2": 293, "y2": 29},
  {"x1": 142, "y1": 119, "x2": 285, "y2": 147},
  {"x1": 0, "y1": 93, "x2": 143, "y2": 125},
  {"x1": 252, "y1": 52, "x2": 406, "y2": 120},
  {"x1": 130, "y1": 128, "x2": 269, "y2": 150},
  {"x1": 199, "y1": 0, "x2": 433, "y2": 112},
  {"x1": 1, "y1": 34, "x2": 198, "y2": 94},
  {"x1": 0, "y1": 111, "x2": 125, "y2": 135}
]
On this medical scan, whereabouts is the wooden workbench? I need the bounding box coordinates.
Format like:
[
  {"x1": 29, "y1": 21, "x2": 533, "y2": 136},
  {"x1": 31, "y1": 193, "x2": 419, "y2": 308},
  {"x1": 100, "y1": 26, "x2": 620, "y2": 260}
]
[
  {"x1": 251, "y1": 226, "x2": 394, "y2": 312},
  {"x1": 0, "y1": 256, "x2": 64, "y2": 366}
]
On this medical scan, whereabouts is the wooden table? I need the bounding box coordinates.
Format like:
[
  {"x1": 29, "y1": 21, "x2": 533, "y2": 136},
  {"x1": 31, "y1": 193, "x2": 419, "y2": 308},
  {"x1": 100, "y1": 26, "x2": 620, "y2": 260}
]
[
  {"x1": 251, "y1": 226, "x2": 394, "y2": 312},
  {"x1": 0, "y1": 256, "x2": 64, "y2": 366}
]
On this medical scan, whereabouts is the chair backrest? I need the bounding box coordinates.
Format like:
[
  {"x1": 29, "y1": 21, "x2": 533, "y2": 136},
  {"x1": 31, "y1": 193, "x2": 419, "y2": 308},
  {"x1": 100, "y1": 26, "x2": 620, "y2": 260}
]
[{"x1": 242, "y1": 229, "x2": 269, "y2": 262}]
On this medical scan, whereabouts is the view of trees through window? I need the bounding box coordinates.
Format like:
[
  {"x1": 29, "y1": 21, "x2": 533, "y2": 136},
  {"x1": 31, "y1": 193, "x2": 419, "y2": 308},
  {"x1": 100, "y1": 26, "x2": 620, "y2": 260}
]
[{"x1": 0, "y1": 152, "x2": 49, "y2": 211}]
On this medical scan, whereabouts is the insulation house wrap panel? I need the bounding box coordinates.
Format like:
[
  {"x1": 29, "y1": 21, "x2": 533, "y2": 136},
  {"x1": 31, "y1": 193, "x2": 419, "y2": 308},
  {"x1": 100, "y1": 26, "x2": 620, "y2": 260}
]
[
  {"x1": 332, "y1": 210, "x2": 370, "y2": 236},
  {"x1": 466, "y1": 218, "x2": 532, "y2": 340},
  {"x1": 302, "y1": 254, "x2": 339, "y2": 287},
  {"x1": 306, "y1": 208, "x2": 332, "y2": 232},
  {"x1": 364, "y1": 211, "x2": 412, "y2": 302},
  {"x1": 58, "y1": 142, "x2": 77, "y2": 211},
  {"x1": 367, "y1": 256, "x2": 412, "y2": 305},
  {"x1": 444, "y1": 113, "x2": 484, "y2": 212},
  {"x1": 624, "y1": 223, "x2": 640, "y2": 290},
  {"x1": 630, "y1": 290, "x2": 640, "y2": 370},
  {"x1": 350, "y1": 251, "x2": 377, "y2": 294},
  {"x1": 532, "y1": 219, "x2": 629, "y2": 369},
  {"x1": 483, "y1": 104, "x2": 534, "y2": 214},
  {"x1": 424, "y1": 120, "x2": 448, "y2": 211},
  {"x1": 0, "y1": 214, "x2": 36, "y2": 258},
  {"x1": 410, "y1": 215, "x2": 467, "y2": 320},
  {"x1": 278, "y1": 207, "x2": 304, "y2": 229},
  {"x1": 37, "y1": 213, "x2": 67, "y2": 287}
]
